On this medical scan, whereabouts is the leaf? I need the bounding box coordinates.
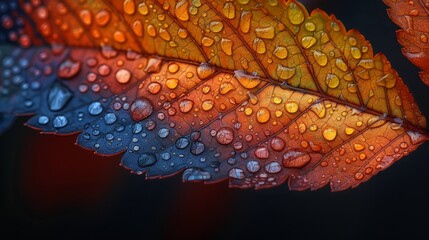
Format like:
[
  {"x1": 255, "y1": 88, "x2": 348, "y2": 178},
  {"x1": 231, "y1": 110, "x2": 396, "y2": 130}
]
[
  {"x1": 384, "y1": 0, "x2": 429, "y2": 86},
  {"x1": 0, "y1": 0, "x2": 428, "y2": 191}
]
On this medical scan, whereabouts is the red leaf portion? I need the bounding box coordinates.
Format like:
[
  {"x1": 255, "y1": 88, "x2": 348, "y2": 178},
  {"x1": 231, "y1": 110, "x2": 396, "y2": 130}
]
[{"x1": 384, "y1": 0, "x2": 429, "y2": 86}]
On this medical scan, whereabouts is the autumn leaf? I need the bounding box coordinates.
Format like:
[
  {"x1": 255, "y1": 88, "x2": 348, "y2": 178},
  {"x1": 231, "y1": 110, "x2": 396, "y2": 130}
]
[
  {"x1": 384, "y1": 0, "x2": 429, "y2": 86},
  {"x1": 0, "y1": 0, "x2": 428, "y2": 191}
]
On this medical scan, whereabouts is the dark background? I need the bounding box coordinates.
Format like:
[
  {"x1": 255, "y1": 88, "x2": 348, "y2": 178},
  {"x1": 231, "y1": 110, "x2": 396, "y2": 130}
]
[{"x1": 1, "y1": 0, "x2": 429, "y2": 239}]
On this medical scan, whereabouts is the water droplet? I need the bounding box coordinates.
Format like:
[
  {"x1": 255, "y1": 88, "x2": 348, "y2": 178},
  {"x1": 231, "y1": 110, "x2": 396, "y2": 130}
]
[
  {"x1": 301, "y1": 36, "x2": 317, "y2": 49},
  {"x1": 304, "y1": 21, "x2": 316, "y2": 31},
  {"x1": 166, "y1": 78, "x2": 179, "y2": 89},
  {"x1": 175, "y1": 137, "x2": 190, "y2": 149},
  {"x1": 168, "y1": 63, "x2": 180, "y2": 74},
  {"x1": 58, "y1": 59, "x2": 81, "y2": 79},
  {"x1": 354, "y1": 172, "x2": 364, "y2": 180},
  {"x1": 220, "y1": 38, "x2": 233, "y2": 56},
  {"x1": 353, "y1": 143, "x2": 365, "y2": 151},
  {"x1": 253, "y1": 38, "x2": 266, "y2": 54},
  {"x1": 98, "y1": 64, "x2": 111, "y2": 76},
  {"x1": 270, "y1": 137, "x2": 285, "y2": 151},
  {"x1": 277, "y1": 64, "x2": 295, "y2": 80},
  {"x1": 229, "y1": 168, "x2": 245, "y2": 179},
  {"x1": 255, "y1": 26, "x2": 275, "y2": 39},
  {"x1": 344, "y1": 127, "x2": 355, "y2": 135},
  {"x1": 209, "y1": 21, "x2": 223, "y2": 33},
  {"x1": 88, "y1": 101, "x2": 103, "y2": 116},
  {"x1": 335, "y1": 58, "x2": 348, "y2": 72},
  {"x1": 113, "y1": 30, "x2": 126, "y2": 43},
  {"x1": 137, "y1": 2, "x2": 149, "y2": 15},
  {"x1": 103, "y1": 113, "x2": 117, "y2": 125},
  {"x1": 265, "y1": 162, "x2": 281, "y2": 173},
  {"x1": 79, "y1": 9, "x2": 92, "y2": 25},
  {"x1": 247, "y1": 161, "x2": 260, "y2": 173},
  {"x1": 96, "y1": 10, "x2": 110, "y2": 26},
  {"x1": 38, "y1": 115, "x2": 49, "y2": 125},
  {"x1": 53, "y1": 115, "x2": 68, "y2": 128},
  {"x1": 159, "y1": 28, "x2": 171, "y2": 41},
  {"x1": 202, "y1": 100, "x2": 214, "y2": 111},
  {"x1": 130, "y1": 98, "x2": 153, "y2": 121},
  {"x1": 282, "y1": 150, "x2": 312, "y2": 168},
  {"x1": 222, "y1": 2, "x2": 236, "y2": 19},
  {"x1": 183, "y1": 168, "x2": 211, "y2": 181},
  {"x1": 216, "y1": 127, "x2": 234, "y2": 145},
  {"x1": 179, "y1": 99, "x2": 194, "y2": 113},
  {"x1": 256, "y1": 107, "x2": 270, "y2": 123},
  {"x1": 144, "y1": 57, "x2": 162, "y2": 73},
  {"x1": 285, "y1": 101, "x2": 299, "y2": 114},
  {"x1": 234, "y1": 70, "x2": 261, "y2": 89},
  {"x1": 138, "y1": 153, "x2": 157, "y2": 167},
  {"x1": 350, "y1": 47, "x2": 362, "y2": 59},
  {"x1": 191, "y1": 141, "x2": 205, "y2": 155},
  {"x1": 201, "y1": 37, "x2": 214, "y2": 47},
  {"x1": 288, "y1": 3, "x2": 304, "y2": 25},
  {"x1": 313, "y1": 50, "x2": 328, "y2": 66},
  {"x1": 147, "y1": 24, "x2": 157, "y2": 37},
  {"x1": 219, "y1": 82, "x2": 235, "y2": 95},
  {"x1": 123, "y1": 0, "x2": 136, "y2": 15},
  {"x1": 255, "y1": 147, "x2": 269, "y2": 159},
  {"x1": 197, "y1": 63, "x2": 215, "y2": 79},
  {"x1": 158, "y1": 128, "x2": 170, "y2": 138},
  {"x1": 175, "y1": 0, "x2": 190, "y2": 21},
  {"x1": 115, "y1": 69, "x2": 131, "y2": 84},
  {"x1": 311, "y1": 102, "x2": 326, "y2": 118},
  {"x1": 273, "y1": 46, "x2": 288, "y2": 59},
  {"x1": 322, "y1": 126, "x2": 337, "y2": 141},
  {"x1": 240, "y1": 11, "x2": 252, "y2": 33},
  {"x1": 147, "y1": 82, "x2": 162, "y2": 94},
  {"x1": 132, "y1": 20, "x2": 143, "y2": 36},
  {"x1": 325, "y1": 74, "x2": 340, "y2": 89},
  {"x1": 48, "y1": 83, "x2": 73, "y2": 111}
]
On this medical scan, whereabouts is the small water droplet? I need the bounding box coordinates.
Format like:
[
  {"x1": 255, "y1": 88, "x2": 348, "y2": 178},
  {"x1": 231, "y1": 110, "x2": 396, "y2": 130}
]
[
  {"x1": 115, "y1": 69, "x2": 131, "y2": 84},
  {"x1": 265, "y1": 162, "x2": 281, "y2": 173},
  {"x1": 229, "y1": 168, "x2": 245, "y2": 179},
  {"x1": 95, "y1": 10, "x2": 110, "y2": 26},
  {"x1": 285, "y1": 101, "x2": 299, "y2": 114},
  {"x1": 246, "y1": 161, "x2": 260, "y2": 173},
  {"x1": 313, "y1": 50, "x2": 328, "y2": 66},
  {"x1": 282, "y1": 150, "x2": 311, "y2": 168},
  {"x1": 322, "y1": 126, "x2": 337, "y2": 141},
  {"x1": 138, "y1": 153, "x2": 157, "y2": 167},
  {"x1": 104, "y1": 113, "x2": 117, "y2": 125},
  {"x1": 256, "y1": 107, "x2": 270, "y2": 123},
  {"x1": 53, "y1": 115, "x2": 68, "y2": 128},
  {"x1": 158, "y1": 128, "x2": 170, "y2": 138},
  {"x1": 88, "y1": 101, "x2": 103, "y2": 116},
  {"x1": 175, "y1": 137, "x2": 190, "y2": 149}
]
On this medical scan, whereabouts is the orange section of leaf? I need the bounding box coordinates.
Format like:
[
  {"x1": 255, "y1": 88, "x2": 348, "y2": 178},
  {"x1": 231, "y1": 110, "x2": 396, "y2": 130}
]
[{"x1": 384, "y1": 0, "x2": 429, "y2": 86}]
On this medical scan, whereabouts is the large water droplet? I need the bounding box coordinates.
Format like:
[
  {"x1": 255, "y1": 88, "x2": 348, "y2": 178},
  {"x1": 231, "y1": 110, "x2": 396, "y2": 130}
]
[
  {"x1": 282, "y1": 150, "x2": 311, "y2": 168},
  {"x1": 48, "y1": 82, "x2": 73, "y2": 111},
  {"x1": 175, "y1": 0, "x2": 190, "y2": 21},
  {"x1": 104, "y1": 112, "x2": 117, "y2": 125},
  {"x1": 115, "y1": 69, "x2": 131, "y2": 84},
  {"x1": 216, "y1": 127, "x2": 234, "y2": 145},
  {"x1": 197, "y1": 63, "x2": 215, "y2": 80},
  {"x1": 256, "y1": 107, "x2": 270, "y2": 123},
  {"x1": 130, "y1": 98, "x2": 153, "y2": 121}
]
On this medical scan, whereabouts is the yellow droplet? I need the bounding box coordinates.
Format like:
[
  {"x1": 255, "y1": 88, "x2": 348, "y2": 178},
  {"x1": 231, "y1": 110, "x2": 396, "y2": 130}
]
[
  {"x1": 175, "y1": 0, "x2": 190, "y2": 21},
  {"x1": 335, "y1": 58, "x2": 348, "y2": 72},
  {"x1": 309, "y1": 124, "x2": 318, "y2": 131},
  {"x1": 219, "y1": 82, "x2": 235, "y2": 95},
  {"x1": 168, "y1": 63, "x2": 179, "y2": 74},
  {"x1": 147, "y1": 24, "x2": 156, "y2": 37},
  {"x1": 202, "y1": 100, "x2": 214, "y2": 111},
  {"x1": 322, "y1": 127, "x2": 337, "y2": 141},
  {"x1": 238, "y1": 0, "x2": 250, "y2": 4},
  {"x1": 222, "y1": 2, "x2": 236, "y2": 19},
  {"x1": 395, "y1": 96, "x2": 402, "y2": 106},
  {"x1": 253, "y1": 38, "x2": 266, "y2": 54},
  {"x1": 178, "y1": 28, "x2": 188, "y2": 38},
  {"x1": 159, "y1": 28, "x2": 171, "y2": 41},
  {"x1": 311, "y1": 102, "x2": 326, "y2": 118},
  {"x1": 79, "y1": 9, "x2": 92, "y2": 26},
  {"x1": 123, "y1": 0, "x2": 136, "y2": 15},
  {"x1": 348, "y1": 37, "x2": 357, "y2": 46},
  {"x1": 272, "y1": 96, "x2": 282, "y2": 104},
  {"x1": 344, "y1": 127, "x2": 355, "y2": 135},
  {"x1": 347, "y1": 83, "x2": 358, "y2": 93},
  {"x1": 138, "y1": 2, "x2": 149, "y2": 15},
  {"x1": 313, "y1": 50, "x2": 328, "y2": 66},
  {"x1": 255, "y1": 26, "x2": 275, "y2": 39},
  {"x1": 256, "y1": 107, "x2": 270, "y2": 123},
  {"x1": 304, "y1": 22, "x2": 316, "y2": 31},
  {"x1": 351, "y1": 47, "x2": 362, "y2": 59},
  {"x1": 326, "y1": 74, "x2": 340, "y2": 89},
  {"x1": 240, "y1": 11, "x2": 252, "y2": 33},
  {"x1": 166, "y1": 78, "x2": 179, "y2": 89},
  {"x1": 331, "y1": 21, "x2": 340, "y2": 31},
  {"x1": 201, "y1": 37, "x2": 214, "y2": 47},
  {"x1": 273, "y1": 46, "x2": 288, "y2": 59},
  {"x1": 277, "y1": 64, "x2": 295, "y2": 80},
  {"x1": 275, "y1": 110, "x2": 283, "y2": 118},
  {"x1": 299, "y1": 123, "x2": 307, "y2": 133},
  {"x1": 354, "y1": 143, "x2": 365, "y2": 151},
  {"x1": 285, "y1": 101, "x2": 299, "y2": 113},
  {"x1": 288, "y1": 3, "x2": 304, "y2": 25},
  {"x1": 132, "y1": 20, "x2": 143, "y2": 37},
  {"x1": 244, "y1": 107, "x2": 253, "y2": 116},
  {"x1": 209, "y1": 21, "x2": 223, "y2": 33},
  {"x1": 356, "y1": 121, "x2": 363, "y2": 127},
  {"x1": 301, "y1": 36, "x2": 317, "y2": 49},
  {"x1": 115, "y1": 69, "x2": 131, "y2": 84},
  {"x1": 113, "y1": 30, "x2": 126, "y2": 43},
  {"x1": 320, "y1": 32, "x2": 329, "y2": 44},
  {"x1": 157, "y1": 13, "x2": 166, "y2": 21},
  {"x1": 220, "y1": 38, "x2": 233, "y2": 56},
  {"x1": 359, "y1": 153, "x2": 367, "y2": 160},
  {"x1": 196, "y1": 64, "x2": 215, "y2": 80}
]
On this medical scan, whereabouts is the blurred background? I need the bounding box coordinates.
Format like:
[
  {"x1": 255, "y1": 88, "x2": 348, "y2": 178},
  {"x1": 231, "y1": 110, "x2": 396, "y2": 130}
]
[{"x1": 1, "y1": 0, "x2": 429, "y2": 239}]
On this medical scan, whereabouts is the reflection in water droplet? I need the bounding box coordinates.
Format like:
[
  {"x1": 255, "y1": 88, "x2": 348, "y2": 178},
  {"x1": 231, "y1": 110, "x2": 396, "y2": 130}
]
[
  {"x1": 282, "y1": 150, "x2": 311, "y2": 168},
  {"x1": 88, "y1": 101, "x2": 103, "y2": 116},
  {"x1": 53, "y1": 115, "x2": 68, "y2": 128},
  {"x1": 58, "y1": 59, "x2": 81, "y2": 79},
  {"x1": 265, "y1": 162, "x2": 281, "y2": 173},
  {"x1": 138, "y1": 153, "x2": 157, "y2": 167},
  {"x1": 130, "y1": 98, "x2": 153, "y2": 121},
  {"x1": 115, "y1": 69, "x2": 131, "y2": 84},
  {"x1": 216, "y1": 127, "x2": 234, "y2": 145}
]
